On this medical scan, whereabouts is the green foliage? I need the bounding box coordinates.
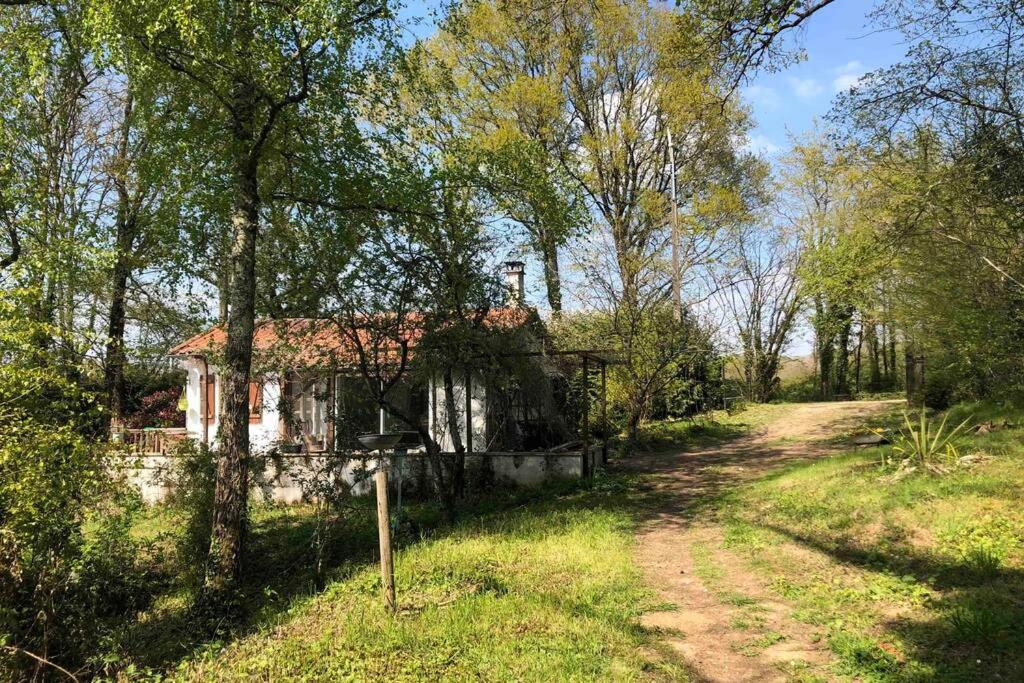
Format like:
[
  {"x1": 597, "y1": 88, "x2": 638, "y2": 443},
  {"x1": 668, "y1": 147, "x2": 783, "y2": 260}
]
[
  {"x1": 551, "y1": 305, "x2": 722, "y2": 445},
  {"x1": 164, "y1": 440, "x2": 218, "y2": 589},
  {"x1": 0, "y1": 289, "x2": 149, "y2": 677}
]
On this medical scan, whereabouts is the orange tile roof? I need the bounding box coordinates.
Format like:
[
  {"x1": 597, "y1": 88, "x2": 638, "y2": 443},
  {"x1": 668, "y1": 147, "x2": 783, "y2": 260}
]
[{"x1": 169, "y1": 309, "x2": 535, "y2": 366}]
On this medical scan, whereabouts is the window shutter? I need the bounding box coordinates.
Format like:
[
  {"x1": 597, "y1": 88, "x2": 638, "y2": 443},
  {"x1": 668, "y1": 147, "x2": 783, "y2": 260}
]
[
  {"x1": 248, "y1": 381, "x2": 263, "y2": 423},
  {"x1": 205, "y1": 375, "x2": 216, "y2": 421}
]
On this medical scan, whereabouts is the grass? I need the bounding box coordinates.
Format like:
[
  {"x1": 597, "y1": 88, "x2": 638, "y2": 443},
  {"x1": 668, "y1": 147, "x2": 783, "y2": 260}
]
[
  {"x1": 106, "y1": 475, "x2": 690, "y2": 682},
  {"x1": 634, "y1": 403, "x2": 794, "y2": 451},
  {"x1": 703, "y1": 399, "x2": 1024, "y2": 681},
  {"x1": 101, "y1": 397, "x2": 1024, "y2": 681}
]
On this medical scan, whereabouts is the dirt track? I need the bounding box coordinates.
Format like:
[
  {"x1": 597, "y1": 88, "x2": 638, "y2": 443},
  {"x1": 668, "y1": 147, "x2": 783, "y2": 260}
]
[{"x1": 629, "y1": 400, "x2": 898, "y2": 682}]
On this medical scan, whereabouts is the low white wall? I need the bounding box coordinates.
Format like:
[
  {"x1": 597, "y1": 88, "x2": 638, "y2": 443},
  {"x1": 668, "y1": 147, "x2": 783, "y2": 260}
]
[{"x1": 126, "y1": 449, "x2": 591, "y2": 504}]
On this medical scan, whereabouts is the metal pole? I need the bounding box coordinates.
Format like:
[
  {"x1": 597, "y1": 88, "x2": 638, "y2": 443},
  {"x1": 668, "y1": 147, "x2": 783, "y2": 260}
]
[{"x1": 375, "y1": 458, "x2": 396, "y2": 613}]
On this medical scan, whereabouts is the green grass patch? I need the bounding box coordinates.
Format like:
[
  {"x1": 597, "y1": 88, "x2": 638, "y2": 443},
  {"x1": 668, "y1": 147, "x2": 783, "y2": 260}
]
[
  {"x1": 709, "y1": 399, "x2": 1024, "y2": 681},
  {"x1": 111, "y1": 475, "x2": 687, "y2": 681}
]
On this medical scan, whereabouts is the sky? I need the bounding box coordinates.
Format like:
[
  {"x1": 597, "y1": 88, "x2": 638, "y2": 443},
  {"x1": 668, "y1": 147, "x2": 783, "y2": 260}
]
[
  {"x1": 739, "y1": 2, "x2": 907, "y2": 159},
  {"x1": 392, "y1": 1, "x2": 910, "y2": 354}
]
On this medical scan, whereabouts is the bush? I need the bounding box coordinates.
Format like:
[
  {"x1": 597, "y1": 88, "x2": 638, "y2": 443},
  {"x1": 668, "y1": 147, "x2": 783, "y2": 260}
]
[
  {"x1": 0, "y1": 402, "x2": 151, "y2": 679},
  {"x1": 0, "y1": 289, "x2": 152, "y2": 679},
  {"x1": 126, "y1": 387, "x2": 186, "y2": 428},
  {"x1": 164, "y1": 439, "x2": 218, "y2": 589}
]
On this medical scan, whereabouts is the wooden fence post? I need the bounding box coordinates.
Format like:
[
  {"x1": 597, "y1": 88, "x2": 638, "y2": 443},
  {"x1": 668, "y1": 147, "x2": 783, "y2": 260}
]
[{"x1": 375, "y1": 462, "x2": 396, "y2": 613}]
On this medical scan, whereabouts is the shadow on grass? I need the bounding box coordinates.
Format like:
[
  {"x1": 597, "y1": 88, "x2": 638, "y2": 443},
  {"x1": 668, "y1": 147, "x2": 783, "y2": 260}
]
[
  {"x1": 119, "y1": 475, "x2": 678, "y2": 676},
  {"x1": 760, "y1": 521, "x2": 1024, "y2": 680},
  {"x1": 120, "y1": 501, "x2": 383, "y2": 671},
  {"x1": 118, "y1": 403, "x2": 897, "y2": 677}
]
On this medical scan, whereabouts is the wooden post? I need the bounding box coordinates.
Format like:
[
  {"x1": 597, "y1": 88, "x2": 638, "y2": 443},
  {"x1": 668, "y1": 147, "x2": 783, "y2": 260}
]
[
  {"x1": 600, "y1": 360, "x2": 608, "y2": 467},
  {"x1": 375, "y1": 460, "x2": 396, "y2": 613},
  {"x1": 581, "y1": 355, "x2": 590, "y2": 478}
]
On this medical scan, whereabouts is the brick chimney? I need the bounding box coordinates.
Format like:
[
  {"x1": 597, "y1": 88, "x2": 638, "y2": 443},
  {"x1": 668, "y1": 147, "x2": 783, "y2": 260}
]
[{"x1": 504, "y1": 261, "x2": 525, "y2": 306}]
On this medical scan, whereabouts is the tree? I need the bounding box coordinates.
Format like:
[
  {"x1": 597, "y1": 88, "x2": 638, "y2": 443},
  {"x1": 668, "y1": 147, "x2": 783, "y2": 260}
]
[
  {"x1": 91, "y1": 0, "x2": 398, "y2": 605},
  {"x1": 779, "y1": 132, "x2": 886, "y2": 399},
  {"x1": 417, "y1": 5, "x2": 584, "y2": 313},
  {"x1": 829, "y1": 0, "x2": 1024, "y2": 402},
  {"x1": 687, "y1": 0, "x2": 840, "y2": 92},
  {"x1": 101, "y1": 77, "x2": 191, "y2": 431},
  {"x1": 715, "y1": 219, "x2": 803, "y2": 402},
  {"x1": 0, "y1": 1, "x2": 109, "y2": 363}
]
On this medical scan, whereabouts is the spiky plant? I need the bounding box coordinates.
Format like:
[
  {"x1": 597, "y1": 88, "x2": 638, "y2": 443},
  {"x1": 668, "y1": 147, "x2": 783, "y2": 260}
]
[{"x1": 891, "y1": 411, "x2": 972, "y2": 472}]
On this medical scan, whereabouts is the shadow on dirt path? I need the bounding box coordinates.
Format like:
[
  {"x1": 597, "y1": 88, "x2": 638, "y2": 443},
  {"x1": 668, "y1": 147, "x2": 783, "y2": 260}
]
[{"x1": 624, "y1": 400, "x2": 900, "y2": 682}]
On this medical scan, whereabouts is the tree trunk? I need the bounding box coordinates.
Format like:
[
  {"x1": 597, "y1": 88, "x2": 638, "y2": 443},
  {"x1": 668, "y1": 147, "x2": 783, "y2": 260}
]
[
  {"x1": 218, "y1": 259, "x2": 231, "y2": 324},
  {"x1": 817, "y1": 332, "x2": 833, "y2": 400},
  {"x1": 887, "y1": 326, "x2": 898, "y2": 389},
  {"x1": 442, "y1": 367, "x2": 466, "y2": 499},
  {"x1": 204, "y1": 68, "x2": 260, "y2": 605},
  {"x1": 835, "y1": 307, "x2": 853, "y2": 397},
  {"x1": 105, "y1": 223, "x2": 133, "y2": 432},
  {"x1": 867, "y1": 323, "x2": 881, "y2": 391},
  {"x1": 814, "y1": 297, "x2": 833, "y2": 399},
  {"x1": 880, "y1": 323, "x2": 890, "y2": 383},
  {"x1": 854, "y1": 323, "x2": 863, "y2": 395},
  {"x1": 539, "y1": 236, "x2": 562, "y2": 314},
  {"x1": 105, "y1": 94, "x2": 136, "y2": 434}
]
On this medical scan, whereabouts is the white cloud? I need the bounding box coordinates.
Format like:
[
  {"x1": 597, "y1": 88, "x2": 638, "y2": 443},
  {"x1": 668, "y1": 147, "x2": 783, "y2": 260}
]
[
  {"x1": 832, "y1": 60, "x2": 867, "y2": 93},
  {"x1": 788, "y1": 76, "x2": 824, "y2": 99},
  {"x1": 743, "y1": 84, "x2": 780, "y2": 111},
  {"x1": 741, "y1": 133, "x2": 781, "y2": 156}
]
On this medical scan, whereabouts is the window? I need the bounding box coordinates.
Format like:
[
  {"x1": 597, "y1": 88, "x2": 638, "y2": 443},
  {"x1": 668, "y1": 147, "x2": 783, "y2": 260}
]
[{"x1": 285, "y1": 374, "x2": 328, "y2": 449}]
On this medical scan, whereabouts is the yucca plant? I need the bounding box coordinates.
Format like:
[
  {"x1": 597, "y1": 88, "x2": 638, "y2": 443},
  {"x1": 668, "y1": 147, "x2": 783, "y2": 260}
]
[{"x1": 891, "y1": 411, "x2": 972, "y2": 472}]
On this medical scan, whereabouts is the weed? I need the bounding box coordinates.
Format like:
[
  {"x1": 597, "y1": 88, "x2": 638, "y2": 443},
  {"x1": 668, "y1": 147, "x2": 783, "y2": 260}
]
[{"x1": 946, "y1": 605, "x2": 1005, "y2": 644}]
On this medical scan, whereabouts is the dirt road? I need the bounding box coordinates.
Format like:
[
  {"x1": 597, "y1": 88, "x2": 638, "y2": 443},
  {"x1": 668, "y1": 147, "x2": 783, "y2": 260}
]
[{"x1": 629, "y1": 400, "x2": 898, "y2": 682}]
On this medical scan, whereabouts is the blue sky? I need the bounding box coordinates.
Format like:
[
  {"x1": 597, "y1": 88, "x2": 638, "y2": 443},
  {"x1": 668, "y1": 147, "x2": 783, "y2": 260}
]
[{"x1": 740, "y1": 2, "x2": 906, "y2": 156}]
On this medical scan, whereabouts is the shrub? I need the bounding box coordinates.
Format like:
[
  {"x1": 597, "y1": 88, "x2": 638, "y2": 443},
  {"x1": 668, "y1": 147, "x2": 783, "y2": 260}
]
[
  {"x1": 126, "y1": 387, "x2": 185, "y2": 428},
  {"x1": 164, "y1": 439, "x2": 218, "y2": 589},
  {"x1": 0, "y1": 289, "x2": 153, "y2": 679},
  {"x1": 889, "y1": 411, "x2": 972, "y2": 472}
]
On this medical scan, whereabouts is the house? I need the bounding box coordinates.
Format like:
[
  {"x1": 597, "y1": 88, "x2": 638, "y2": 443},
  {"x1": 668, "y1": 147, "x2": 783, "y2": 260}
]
[{"x1": 141, "y1": 263, "x2": 604, "y2": 502}]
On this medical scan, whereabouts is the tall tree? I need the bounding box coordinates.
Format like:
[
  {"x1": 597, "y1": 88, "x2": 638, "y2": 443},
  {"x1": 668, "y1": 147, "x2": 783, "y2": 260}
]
[
  {"x1": 418, "y1": 3, "x2": 584, "y2": 313},
  {"x1": 92, "y1": 0, "x2": 397, "y2": 604},
  {"x1": 715, "y1": 219, "x2": 803, "y2": 402}
]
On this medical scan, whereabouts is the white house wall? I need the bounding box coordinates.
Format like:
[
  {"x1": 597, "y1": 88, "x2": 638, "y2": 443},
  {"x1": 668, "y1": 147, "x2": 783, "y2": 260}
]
[
  {"x1": 137, "y1": 361, "x2": 576, "y2": 504},
  {"x1": 180, "y1": 358, "x2": 281, "y2": 451},
  {"x1": 428, "y1": 373, "x2": 487, "y2": 452}
]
